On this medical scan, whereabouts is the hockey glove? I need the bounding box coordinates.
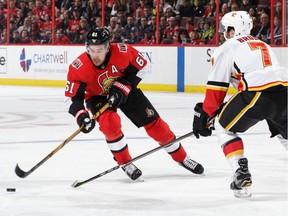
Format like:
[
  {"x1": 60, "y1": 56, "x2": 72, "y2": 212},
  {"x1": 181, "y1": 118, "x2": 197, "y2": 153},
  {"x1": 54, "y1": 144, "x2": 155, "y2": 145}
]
[
  {"x1": 76, "y1": 110, "x2": 95, "y2": 133},
  {"x1": 192, "y1": 103, "x2": 213, "y2": 139},
  {"x1": 108, "y1": 78, "x2": 132, "y2": 108}
]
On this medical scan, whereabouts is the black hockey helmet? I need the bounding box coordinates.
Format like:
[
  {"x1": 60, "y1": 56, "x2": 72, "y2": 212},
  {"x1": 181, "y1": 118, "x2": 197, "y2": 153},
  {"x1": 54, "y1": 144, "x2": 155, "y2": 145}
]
[{"x1": 85, "y1": 26, "x2": 110, "y2": 46}]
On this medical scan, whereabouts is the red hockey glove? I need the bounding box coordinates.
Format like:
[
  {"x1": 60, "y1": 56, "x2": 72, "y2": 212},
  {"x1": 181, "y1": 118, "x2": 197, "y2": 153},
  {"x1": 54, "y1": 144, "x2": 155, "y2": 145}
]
[
  {"x1": 76, "y1": 110, "x2": 95, "y2": 133},
  {"x1": 108, "y1": 78, "x2": 132, "y2": 108},
  {"x1": 192, "y1": 103, "x2": 214, "y2": 139}
]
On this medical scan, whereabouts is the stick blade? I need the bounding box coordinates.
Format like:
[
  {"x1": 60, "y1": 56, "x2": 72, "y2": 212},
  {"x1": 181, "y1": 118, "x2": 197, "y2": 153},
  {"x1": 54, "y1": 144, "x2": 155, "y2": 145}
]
[
  {"x1": 71, "y1": 180, "x2": 81, "y2": 188},
  {"x1": 15, "y1": 164, "x2": 29, "y2": 178}
]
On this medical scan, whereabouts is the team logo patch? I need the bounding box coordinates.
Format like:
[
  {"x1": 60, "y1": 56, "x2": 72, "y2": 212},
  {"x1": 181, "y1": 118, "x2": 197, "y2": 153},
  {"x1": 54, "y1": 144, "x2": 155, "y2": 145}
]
[
  {"x1": 72, "y1": 58, "x2": 83, "y2": 69},
  {"x1": 145, "y1": 108, "x2": 154, "y2": 117}
]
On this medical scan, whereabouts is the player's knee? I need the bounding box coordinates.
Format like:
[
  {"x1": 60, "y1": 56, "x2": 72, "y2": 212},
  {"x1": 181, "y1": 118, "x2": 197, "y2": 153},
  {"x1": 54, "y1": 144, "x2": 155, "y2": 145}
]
[{"x1": 98, "y1": 110, "x2": 122, "y2": 140}]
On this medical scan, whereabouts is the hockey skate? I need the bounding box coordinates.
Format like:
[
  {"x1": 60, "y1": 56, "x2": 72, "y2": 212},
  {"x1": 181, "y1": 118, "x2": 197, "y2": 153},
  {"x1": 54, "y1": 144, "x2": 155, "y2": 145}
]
[
  {"x1": 230, "y1": 158, "x2": 252, "y2": 198},
  {"x1": 178, "y1": 155, "x2": 204, "y2": 174},
  {"x1": 122, "y1": 163, "x2": 143, "y2": 181}
]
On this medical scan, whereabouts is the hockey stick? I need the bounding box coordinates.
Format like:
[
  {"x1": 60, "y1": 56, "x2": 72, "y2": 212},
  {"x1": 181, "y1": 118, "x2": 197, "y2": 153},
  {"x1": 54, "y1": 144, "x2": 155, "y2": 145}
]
[
  {"x1": 71, "y1": 131, "x2": 194, "y2": 188},
  {"x1": 15, "y1": 102, "x2": 111, "y2": 178}
]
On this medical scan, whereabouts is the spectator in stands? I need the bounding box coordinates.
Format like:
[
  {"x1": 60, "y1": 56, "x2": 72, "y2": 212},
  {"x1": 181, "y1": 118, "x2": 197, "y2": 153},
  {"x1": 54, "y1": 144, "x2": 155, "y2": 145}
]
[
  {"x1": 219, "y1": 3, "x2": 229, "y2": 20},
  {"x1": 195, "y1": 18, "x2": 205, "y2": 35},
  {"x1": 177, "y1": 0, "x2": 193, "y2": 19},
  {"x1": 15, "y1": 9, "x2": 25, "y2": 27},
  {"x1": 189, "y1": 29, "x2": 204, "y2": 45},
  {"x1": 123, "y1": 26, "x2": 142, "y2": 44},
  {"x1": 134, "y1": 7, "x2": 143, "y2": 27},
  {"x1": 55, "y1": 28, "x2": 71, "y2": 44},
  {"x1": 75, "y1": 18, "x2": 89, "y2": 43},
  {"x1": 111, "y1": 0, "x2": 132, "y2": 17},
  {"x1": 163, "y1": 16, "x2": 180, "y2": 43},
  {"x1": 30, "y1": 21, "x2": 42, "y2": 43},
  {"x1": 240, "y1": 0, "x2": 252, "y2": 12},
  {"x1": 40, "y1": 30, "x2": 52, "y2": 44},
  {"x1": 8, "y1": 0, "x2": 19, "y2": 17},
  {"x1": 201, "y1": 21, "x2": 215, "y2": 43},
  {"x1": 192, "y1": 0, "x2": 205, "y2": 17},
  {"x1": 184, "y1": 17, "x2": 194, "y2": 35},
  {"x1": 122, "y1": 16, "x2": 136, "y2": 40},
  {"x1": 61, "y1": 0, "x2": 72, "y2": 11},
  {"x1": 268, "y1": 15, "x2": 282, "y2": 45},
  {"x1": 19, "y1": 0, "x2": 31, "y2": 17},
  {"x1": 139, "y1": 28, "x2": 156, "y2": 44},
  {"x1": 58, "y1": 10, "x2": 70, "y2": 29},
  {"x1": 10, "y1": 29, "x2": 21, "y2": 43},
  {"x1": 33, "y1": 0, "x2": 49, "y2": 20},
  {"x1": 18, "y1": 17, "x2": 32, "y2": 35},
  {"x1": 256, "y1": 13, "x2": 270, "y2": 43},
  {"x1": 69, "y1": 0, "x2": 86, "y2": 16},
  {"x1": 250, "y1": 16, "x2": 260, "y2": 37},
  {"x1": 85, "y1": 0, "x2": 100, "y2": 27},
  {"x1": 41, "y1": 13, "x2": 52, "y2": 33},
  {"x1": 138, "y1": 16, "x2": 150, "y2": 38},
  {"x1": 164, "y1": 5, "x2": 177, "y2": 20},
  {"x1": 94, "y1": 17, "x2": 102, "y2": 27},
  {"x1": 178, "y1": 28, "x2": 190, "y2": 44},
  {"x1": 107, "y1": 16, "x2": 118, "y2": 33},
  {"x1": 230, "y1": 2, "x2": 240, "y2": 11},
  {"x1": 67, "y1": 8, "x2": 81, "y2": 41},
  {"x1": 55, "y1": 7, "x2": 62, "y2": 29},
  {"x1": 20, "y1": 29, "x2": 33, "y2": 44},
  {"x1": 274, "y1": 1, "x2": 282, "y2": 18},
  {"x1": 143, "y1": 4, "x2": 153, "y2": 23},
  {"x1": 248, "y1": 6, "x2": 257, "y2": 18},
  {"x1": 9, "y1": 20, "x2": 18, "y2": 37},
  {"x1": 203, "y1": 0, "x2": 216, "y2": 17},
  {"x1": 111, "y1": 28, "x2": 123, "y2": 43},
  {"x1": 218, "y1": 32, "x2": 225, "y2": 45},
  {"x1": 28, "y1": 0, "x2": 35, "y2": 11},
  {"x1": 0, "y1": 9, "x2": 6, "y2": 27},
  {"x1": 116, "y1": 9, "x2": 127, "y2": 27}
]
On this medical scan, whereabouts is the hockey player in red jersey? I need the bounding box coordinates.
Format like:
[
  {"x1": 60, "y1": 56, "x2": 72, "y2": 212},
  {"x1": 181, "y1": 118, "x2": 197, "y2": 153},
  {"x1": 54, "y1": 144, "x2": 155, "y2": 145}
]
[
  {"x1": 192, "y1": 11, "x2": 287, "y2": 198},
  {"x1": 65, "y1": 26, "x2": 204, "y2": 181}
]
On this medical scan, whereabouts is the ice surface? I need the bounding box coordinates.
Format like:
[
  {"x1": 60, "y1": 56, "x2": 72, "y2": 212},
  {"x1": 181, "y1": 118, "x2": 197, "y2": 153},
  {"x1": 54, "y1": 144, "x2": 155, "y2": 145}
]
[{"x1": 0, "y1": 86, "x2": 287, "y2": 216}]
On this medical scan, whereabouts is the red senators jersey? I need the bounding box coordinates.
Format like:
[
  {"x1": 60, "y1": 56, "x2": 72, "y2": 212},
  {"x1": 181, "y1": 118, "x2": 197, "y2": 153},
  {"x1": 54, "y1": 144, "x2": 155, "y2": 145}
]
[
  {"x1": 65, "y1": 43, "x2": 147, "y2": 115},
  {"x1": 203, "y1": 35, "x2": 288, "y2": 117}
]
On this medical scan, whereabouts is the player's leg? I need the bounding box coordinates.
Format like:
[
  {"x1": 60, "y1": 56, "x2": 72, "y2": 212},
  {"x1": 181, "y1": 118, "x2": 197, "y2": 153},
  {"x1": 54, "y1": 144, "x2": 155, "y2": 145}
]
[
  {"x1": 87, "y1": 96, "x2": 142, "y2": 180},
  {"x1": 121, "y1": 89, "x2": 204, "y2": 174}
]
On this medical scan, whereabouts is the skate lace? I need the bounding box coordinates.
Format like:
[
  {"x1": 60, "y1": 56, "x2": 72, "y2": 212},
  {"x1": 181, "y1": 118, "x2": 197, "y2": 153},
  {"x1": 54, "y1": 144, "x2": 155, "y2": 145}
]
[
  {"x1": 123, "y1": 163, "x2": 137, "y2": 175},
  {"x1": 182, "y1": 157, "x2": 198, "y2": 169}
]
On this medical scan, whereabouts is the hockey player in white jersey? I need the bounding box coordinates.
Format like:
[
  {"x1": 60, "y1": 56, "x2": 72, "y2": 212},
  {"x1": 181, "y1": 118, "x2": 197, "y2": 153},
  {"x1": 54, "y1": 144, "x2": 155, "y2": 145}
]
[{"x1": 192, "y1": 11, "x2": 287, "y2": 198}]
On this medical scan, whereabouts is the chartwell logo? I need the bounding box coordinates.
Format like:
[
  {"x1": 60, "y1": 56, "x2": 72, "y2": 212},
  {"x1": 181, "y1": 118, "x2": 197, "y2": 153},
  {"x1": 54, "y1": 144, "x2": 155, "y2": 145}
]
[{"x1": 20, "y1": 48, "x2": 32, "y2": 72}]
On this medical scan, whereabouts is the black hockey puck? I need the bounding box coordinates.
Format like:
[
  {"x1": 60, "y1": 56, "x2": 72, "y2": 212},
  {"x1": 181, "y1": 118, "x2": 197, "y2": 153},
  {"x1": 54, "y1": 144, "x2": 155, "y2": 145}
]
[{"x1": 6, "y1": 188, "x2": 16, "y2": 192}]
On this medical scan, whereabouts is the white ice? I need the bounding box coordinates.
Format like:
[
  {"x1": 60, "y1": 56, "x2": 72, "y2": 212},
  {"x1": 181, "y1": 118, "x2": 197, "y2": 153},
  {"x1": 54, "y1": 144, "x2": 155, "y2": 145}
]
[{"x1": 0, "y1": 85, "x2": 287, "y2": 216}]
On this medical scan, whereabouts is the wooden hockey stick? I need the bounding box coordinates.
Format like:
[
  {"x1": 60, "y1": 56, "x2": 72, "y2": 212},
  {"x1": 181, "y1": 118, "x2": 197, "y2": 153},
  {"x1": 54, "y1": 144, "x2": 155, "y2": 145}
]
[
  {"x1": 71, "y1": 131, "x2": 194, "y2": 188},
  {"x1": 15, "y1": 102, "x2": 111, "y2": 178}
]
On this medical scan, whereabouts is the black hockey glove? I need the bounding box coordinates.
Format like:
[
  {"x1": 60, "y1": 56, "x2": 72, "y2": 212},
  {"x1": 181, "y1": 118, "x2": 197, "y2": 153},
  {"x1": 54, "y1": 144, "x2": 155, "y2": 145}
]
[
  {"x1": 192, "y1": 103, "x2": 213, "y2": 139},
  {"x1": 76, "y1": 110, "x2": 95, "y2": 133},
  {"x1": 108, "y1": 78, "x2": 132, "y2": 108}
]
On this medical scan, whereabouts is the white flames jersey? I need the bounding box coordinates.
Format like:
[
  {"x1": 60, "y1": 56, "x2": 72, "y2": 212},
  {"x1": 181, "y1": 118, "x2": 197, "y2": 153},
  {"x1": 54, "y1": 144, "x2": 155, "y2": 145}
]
[{"x1": 202, "y1": 35, "x2": 288, "y2": 117}]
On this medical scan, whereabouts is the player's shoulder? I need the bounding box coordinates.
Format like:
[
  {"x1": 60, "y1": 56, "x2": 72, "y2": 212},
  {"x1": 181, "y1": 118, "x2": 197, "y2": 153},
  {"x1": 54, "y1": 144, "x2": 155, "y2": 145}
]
[{"x1": 69, "y1": 52, "x2": 91, "y2": 72}]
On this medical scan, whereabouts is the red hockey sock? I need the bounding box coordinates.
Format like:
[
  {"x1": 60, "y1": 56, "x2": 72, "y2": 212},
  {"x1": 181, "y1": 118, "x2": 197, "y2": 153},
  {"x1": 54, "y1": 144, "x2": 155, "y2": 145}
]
[{"x1": 144, "y1": 117, "x2": 187, "y2": 162}]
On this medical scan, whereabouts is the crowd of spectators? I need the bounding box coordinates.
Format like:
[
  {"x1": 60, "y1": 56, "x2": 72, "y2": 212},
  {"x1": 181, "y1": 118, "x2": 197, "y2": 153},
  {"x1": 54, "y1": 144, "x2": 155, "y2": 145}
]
[{"x1": 0, "y1": 0, "x2": 286, "y2": 45}]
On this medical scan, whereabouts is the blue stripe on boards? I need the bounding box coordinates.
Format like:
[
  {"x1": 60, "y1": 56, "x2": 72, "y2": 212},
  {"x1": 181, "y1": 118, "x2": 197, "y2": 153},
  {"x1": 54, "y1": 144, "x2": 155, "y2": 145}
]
[{"x1": 177, "y1": 47, "x2": 185, "y2": 92}]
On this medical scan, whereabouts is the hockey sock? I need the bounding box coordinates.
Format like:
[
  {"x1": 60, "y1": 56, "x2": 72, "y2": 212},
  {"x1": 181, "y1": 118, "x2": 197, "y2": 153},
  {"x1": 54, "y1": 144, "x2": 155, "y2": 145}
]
[
  {"x1": 107, "y1": 135, "x2": 132, "y2": 165},
  {"x1": 222, "y1": 137, "x2": 245, "y2": 172},
  {"x1": 98, "y1": 110, "x2": 132, "y2": 164},
  {"x1": 144, "y1": 117, "x2": 187, "y2": 162}
]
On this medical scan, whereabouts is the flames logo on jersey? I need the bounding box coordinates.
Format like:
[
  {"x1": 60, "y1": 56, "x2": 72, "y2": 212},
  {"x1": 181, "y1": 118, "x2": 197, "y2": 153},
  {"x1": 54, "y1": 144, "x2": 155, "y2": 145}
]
[{"x1": 98, "y1": 71, "x2": 118, "y2": 94}]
